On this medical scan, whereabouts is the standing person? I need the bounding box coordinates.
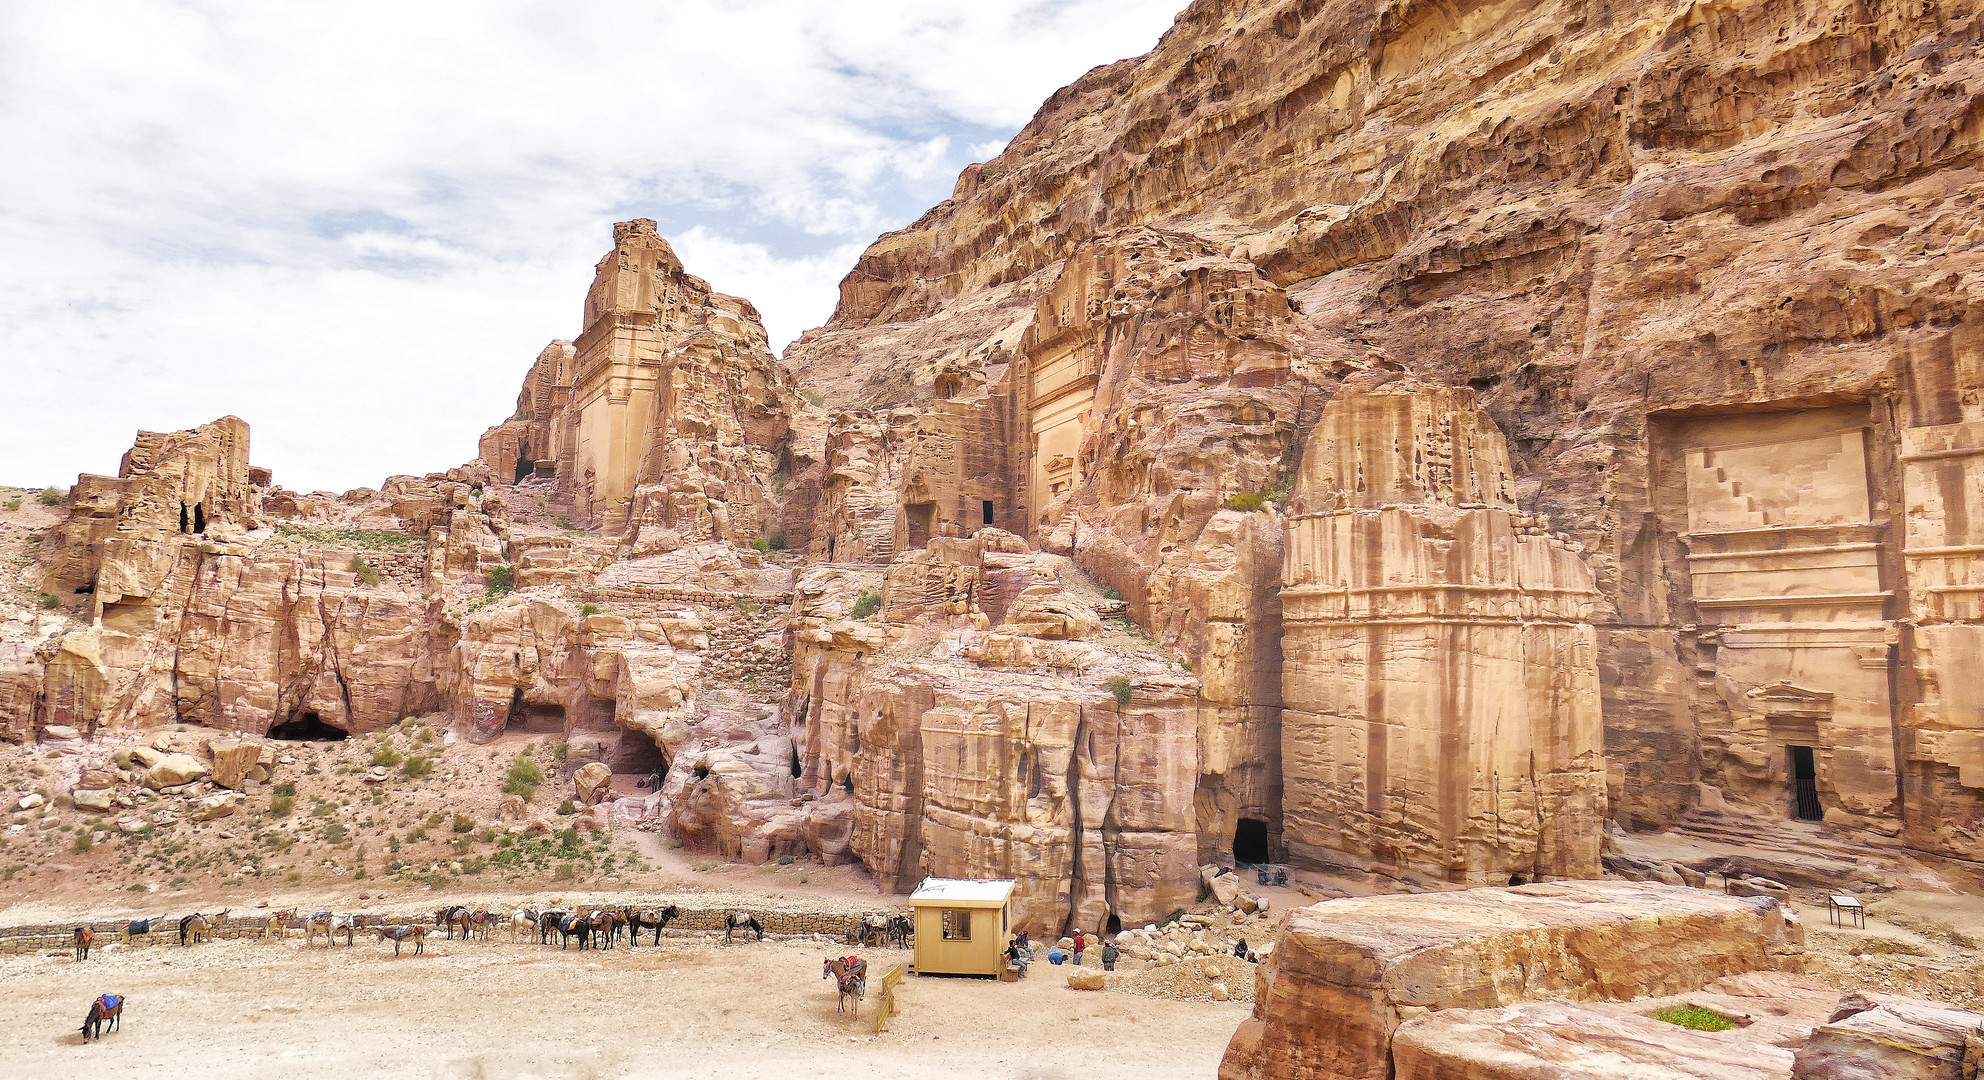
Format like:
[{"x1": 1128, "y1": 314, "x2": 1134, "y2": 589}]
[
  {"x1": 1101, "y1": 940, "x2": 1119, "y2": 971},
  {"x1": 1072, "y1": 933, "x2": 1087, "y2": 966}
]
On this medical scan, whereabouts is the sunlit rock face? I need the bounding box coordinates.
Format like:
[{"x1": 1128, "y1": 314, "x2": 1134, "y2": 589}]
[
  {"x1": 786, "y1": 0, "x2": 1984, "y2": 868},
  {"x1": 477, "y1": 219, "x2": 794, "y2": 547},
  {"x1": 1279, "y1": 380, "x2": 1605, "y2": 885}
]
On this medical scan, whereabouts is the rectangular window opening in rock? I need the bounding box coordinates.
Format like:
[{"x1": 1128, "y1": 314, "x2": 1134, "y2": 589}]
[{"x1": 903, "y1": 502, "x2": 935, "y2": 550}]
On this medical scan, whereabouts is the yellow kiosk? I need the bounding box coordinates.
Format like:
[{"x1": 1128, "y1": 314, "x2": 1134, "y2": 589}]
[{"x1": 907, "y1": 877, "x2": 1015, "y2": 977}]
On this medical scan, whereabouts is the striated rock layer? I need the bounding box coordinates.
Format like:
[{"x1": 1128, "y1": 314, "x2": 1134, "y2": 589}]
[{"x1": 784, "y1": 0, "x2": 1984, "y2": 871}]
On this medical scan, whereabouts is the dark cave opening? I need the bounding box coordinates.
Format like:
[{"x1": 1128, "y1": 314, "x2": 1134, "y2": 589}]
[
  {"x1": 1232, "y1": 817, "x2": 1269, "y2": 865},
  {"x1": 268, "y1": 712, "x2": 349, "y2": 741}
]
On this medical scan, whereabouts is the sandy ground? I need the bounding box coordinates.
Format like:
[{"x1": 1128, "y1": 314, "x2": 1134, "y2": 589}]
[{"x1": 2, "y1": 932, "x2": 1248, "y2": 1079}]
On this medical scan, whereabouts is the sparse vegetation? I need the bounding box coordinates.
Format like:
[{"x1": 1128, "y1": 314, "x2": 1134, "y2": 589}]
[
  {"x1": 351, "y1": 554, "x2": 382, "y2": 585},
  {"x1": 850, "y1": 590, "x2": 882, "y2": 620},
  {"x1": 504, "y1": 754, "x2": 544, "y2": 800},
  {"x1": 370, "y1": 744, "x2": 404, "y2": 769},
  {"x1": 270, "y1": 525, "x2": 423, "y2": 551},
  {"x1": 1226, "y1": 491, "x2": 1271, "y2": 512},
  {"x1": 269, "y1": 795, "x2": 295, "y2": 819},
  {"x1": 800, "y1": 388, "x2": 826, "y2": 407},
  {"x1": 1103, "y1": 587, "x2": 1123, "y2": 602},
  {"x1": 3, "y1": 497, "x2": 20, "y2": 511},
  {"x1": 1103, "y1": 674, "x2": 1135, "y2": 706},
  {"x1": 39, "y1": 592, "x2": 60, "y2": 610},
  {"x1": 557, "y1": 799, "x2": 577, "y2": 816},
  {"x1": 38, "y1": 486, "x2": 65, "y2": 507},
  {"x1": 485, "y1": 565, "x2": 513, "y2": 597},
  {"x1": 451, "y1": 814, "x2": 475, "y2": 833},
  {"x1": 400, "y1": 755, "x2": 433, "y2": 779},
  {"x1": 579, "y1": 603, "x2": 599, "y2": 617}
]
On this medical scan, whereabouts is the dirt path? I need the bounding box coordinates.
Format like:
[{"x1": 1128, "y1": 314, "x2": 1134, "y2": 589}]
[{"x1": 3, "y1": 933, "x2": 1245, "y2": 1079}]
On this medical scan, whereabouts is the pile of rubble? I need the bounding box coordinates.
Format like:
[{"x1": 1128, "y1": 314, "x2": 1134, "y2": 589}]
[{"x1": 11, "y1": 727, "x2": 278, "y2": 841}]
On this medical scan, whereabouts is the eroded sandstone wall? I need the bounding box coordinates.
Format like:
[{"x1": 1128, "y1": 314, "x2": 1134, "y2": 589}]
[
  {"x1": 1280, "y1": 380, "x2": 1605, "y2": 885},
  {"x1": 785, "y1": 0, "x2": 1984, "y2": 865}
]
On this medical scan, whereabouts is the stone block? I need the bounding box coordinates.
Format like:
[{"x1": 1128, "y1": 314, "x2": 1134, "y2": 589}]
[
  {"x1": 207, "y1": 738, "x2": 262, "y2": 790},
  {"x1": 1220, "y1": 882, "x2": 1804, "y2": 1080},
  {"x1": 1792, "y1": 997, "x2": 1984, "y2": 1079},
  {"x1": 143, "y1": 754, "x2": 209, "y2": 788}
]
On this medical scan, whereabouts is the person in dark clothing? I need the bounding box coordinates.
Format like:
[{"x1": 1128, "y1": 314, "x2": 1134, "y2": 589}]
[{"x1": 1100, "y1": 941, "x2": 1120, "y2": 971}]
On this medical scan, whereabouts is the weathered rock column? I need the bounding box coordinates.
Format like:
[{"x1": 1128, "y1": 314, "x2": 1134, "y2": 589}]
[{"x1": 1279, "y1": 381, "x2": 1604, "y2": 884}]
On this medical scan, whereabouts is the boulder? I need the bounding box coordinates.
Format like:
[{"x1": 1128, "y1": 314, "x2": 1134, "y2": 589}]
[
  {"x1": 76, "y1": 769, "x2": 116, "y2": 791},
  {"x1": 116, "y1": 815, "x2": 148, "y2": 833},
  {"x1": 1068, "y1": 969, "x2": 1106, "y2": 990},
  {"x1": 1394, "y1": 999, "x2": 1796, "y2": 1080},
  {"x1": 1219, "y1": 882, "x2": 1805, "y2": 1080},
  {"x1": 128, "y1": 746, "x2": 165, "y2": 769},
  {"x1": 1210, "y1": 873, "x2": 1242, "y2": 909},
  {"x1": 574, "y1": 761, "x2": 613, "y2": 806},
  {"x1": 16, "y1": 793, "x2": 43, "y2": 810},
  {"x1": 188, "y1": 792, "x2": 240, "y2": 820},
  {"x1": 72, "y1": 787, "x2": 116, "y2": 813},
  {"x1": 1792, "y1": 997, "x2": 1984, "y2": 1079},
  {"x1": 1211, "y1": 982, "x2": 1231, "y2": 1001},
  {"x1": 207, "y1": 738, "x2": 263, "y2": 790},
  {"x1": 142, "y1": 753, "x2": 208, "y2": 788},
  {"x1": 42, "y1": 724, "x2": 80, "y2": 740}
]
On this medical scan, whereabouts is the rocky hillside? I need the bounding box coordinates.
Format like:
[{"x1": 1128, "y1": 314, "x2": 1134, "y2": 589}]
[{"x1": 5, "y1": 0, "x2": 1984, "y2": 940}]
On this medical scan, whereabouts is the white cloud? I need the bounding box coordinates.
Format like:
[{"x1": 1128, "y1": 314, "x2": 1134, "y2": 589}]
[{"x1": 0, "y1": 0, "x2": 1180, "y2": 492}]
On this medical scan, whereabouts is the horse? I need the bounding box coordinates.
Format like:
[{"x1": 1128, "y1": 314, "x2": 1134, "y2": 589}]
[
  {"x1": 73, "y1": 927, "x2": 95, "y2": 961},
  {"x1": 509, "y1": 908, "x2": 540, "y2": 943},
  {"x1": 304, "y1": 911, "x2": 358, "y2": 947},
  {"x1": 266, "y1": 908, "x2": 299, "y2": 939},
  {"x1": 370, "y1": 924, "x2": 427, "y2": 957},
  {"x1": 724, "y1": 911, "x2": 764, "y2": 942},
  {"x1": 80, "y1": 994, "x2": 124, "y2": 1041},
  {"x1": 557, "y1": 913, "x2": 592, "y2": 951},
  {"x1": 824, "y1": 957, "x2": 867, "y2": 1014},
  {"x1": 887, "y1": 914, "x2": 912, "y2": 949},
  {"x1": 538, "y1": 910, "x2": 568, "y2": 945},
  {"x1": 589, "y1": 909, "x2": 621, "y2": 950},
  {"x1": 179, "y1": 909, "x2": 227, "y2": 946},
  {"x1": 435, "y1": 906, "x2": 471, "y2": 940},
  {"x1": 623, "y1": 904, "x2": 680, "y2": 947}
]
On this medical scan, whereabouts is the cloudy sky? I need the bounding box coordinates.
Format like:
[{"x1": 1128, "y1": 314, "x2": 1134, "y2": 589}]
[{"x1": 0, "y1": 1, "x2": 1180, "y2": 493}]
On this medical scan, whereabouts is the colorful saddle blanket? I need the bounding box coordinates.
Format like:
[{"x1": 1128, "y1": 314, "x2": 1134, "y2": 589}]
[{"x1": 98, "y1": 995, "x2": 121, "y2": 1011}]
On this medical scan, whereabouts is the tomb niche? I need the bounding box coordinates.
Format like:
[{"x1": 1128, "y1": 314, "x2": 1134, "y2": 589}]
[{"x1": 1278, "y1": 379, "x2": 1605, "y2": 885}]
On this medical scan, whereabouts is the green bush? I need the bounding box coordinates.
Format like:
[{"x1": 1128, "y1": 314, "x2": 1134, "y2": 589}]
[
  {"x1": 850, "y1": 590, "x2": 882, "y2": 620},
  {"x1": 39, "y1": 593, "x2": 60, "y2": 610},
  {"x1": 400, "y1": 756, "x2": 433, "y2": 779},
  {"x1": 1103, "y1": 587, "x2": 1123, "y2": 602},
  {"x1": 38, "y1": 486, "x2": 65, "y2": 507},
  {"x1": 1103, "y1": 675, "x2": 1135, "y2": 706},
  {"x1": 766, "y1": 531, "x2": 787, "y2": 551},
  {"x1": 321, "y1": 821, "x2": 349, "y2": 845},
  {"x1": 579, "y1": 603, "x2": 599, "y2": 617},
  {"x1": 3, "y1": 498, "x2": 20, "y2": 511},
  {"x1": 451, "y1": 814, "x2": 475, "y2": 834},
  {"x1": 557, "y1": 799, "x2": 577, "y2": 816},
  {"x1": 485, "y1": 565, "x2": 513, "y2": 597},
  {"x1": 350, "y1": 554, "x2": 382, "y2": 586},
  {"x1": 72, "y1": 831, "x2": 93, "y2": 854},
  {"x1": 370, "y1": 745, "x2": 404, "y2": 768},
  {"x1": 1226, "y1": 491, "x2": 1271, "y2": 512},
  {"x1": 269, "y1": 795, "x2": 295, "y2": 819},
  {"x1": 272, "y1": 780, "x2": 297, "y2": 797},
  {"x1": 503, "y1": 754, "x2": 543, "y2": 799},
  {"x1": 1653, "y1": 1005, "x2": 1737, "y2": 1032},
  {"x1": 800, "y1": 388, "x2": 826, "y2": 407}
]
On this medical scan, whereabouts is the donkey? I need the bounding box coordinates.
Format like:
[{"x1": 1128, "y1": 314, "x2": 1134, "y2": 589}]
[
  {"x1": 857, "y1": 914, "x2": 889, "y2": 948},
  {"x1": 509, "y1": 908, "x2": 540, "y2": 943},
  {"x1": 624, "y1": 904, "x2": 680, "y2": 947},
  {"x1": 370, "y1": 924, "x2": 427, "y2": 957},
  {"x1": 435, "y1": 906, "x2": 471, "y2": 940},
  {"x1": 122, "y1": 917, "x2": 156, "y2": 944},
  {"x1": 80, "y1": 994, "x2": 124, "y2": 1042},
  {"x1": 304, "y1": 911, "x2": 357, "y2": 947},
  {"x1": 179, "y1": 909, "x2": 227, "y2": 946},
  {"x1": 589, "y1": 909, "x2": 621, "y2": 950},
  {"x1": 887, "y1": 914, "x2": 912, "y2": 949},
  {"x1": 73, "y1": 927, "x2": 95, "y2": 961},
  {"x1": 824, "y1": 957, "x2": 867, "y2": 1014},
  {"x1": 538, "y1": 910, "x2": 568, "y2": 945},
  {"x1": 465, "y1": 909, "x2": 493, "y2": 941},
  {"x1": 557, "y1": 913, "x2": 593, "y2": 951},
  {"x1": 724, "y1": 911, "x2": 764, "y2": 942},
  {"x1": 266, "y1": 908, "x2": 299, "y2": 939}
]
